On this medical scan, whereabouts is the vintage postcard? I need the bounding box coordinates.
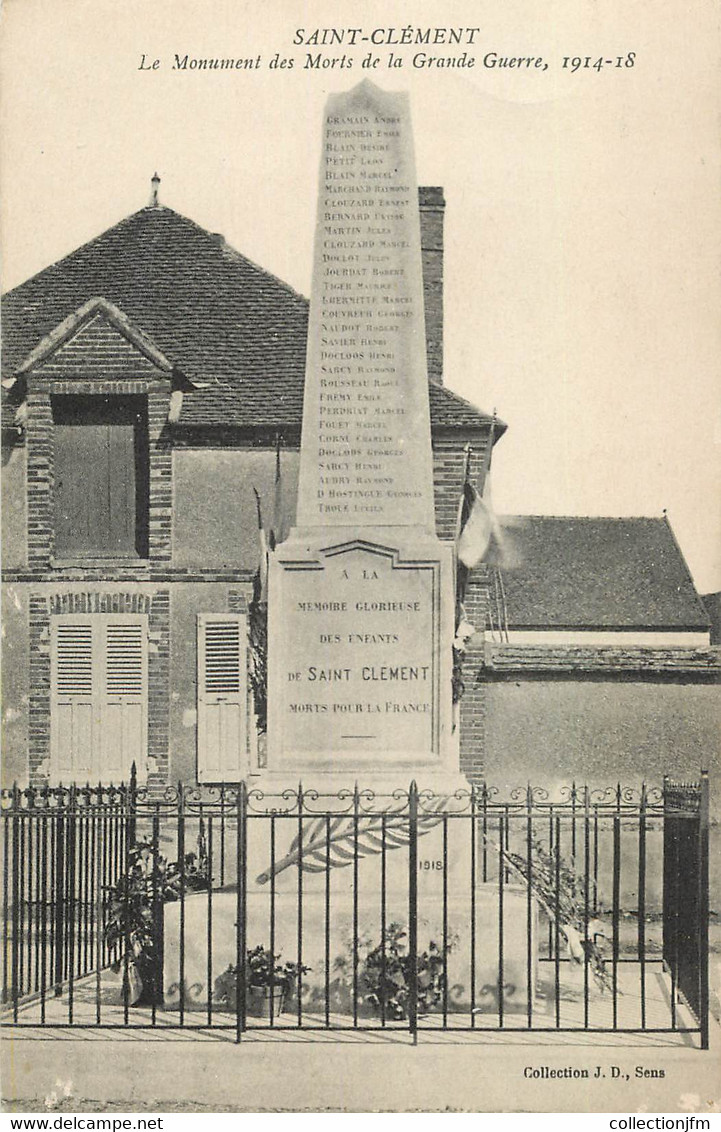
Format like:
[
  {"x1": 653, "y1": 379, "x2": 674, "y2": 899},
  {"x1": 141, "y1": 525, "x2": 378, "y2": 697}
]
[{"x1": 1, "y1": 0, "x2": 719, "y2": 1115}]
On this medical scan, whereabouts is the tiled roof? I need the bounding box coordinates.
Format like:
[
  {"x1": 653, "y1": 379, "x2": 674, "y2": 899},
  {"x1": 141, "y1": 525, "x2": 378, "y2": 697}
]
[
  {"x1": 2, "y1": 204, "x2": 496, "y2": 433},
  {"x1": 499, "y1": 516, "x2": 709, "y2": 630}
]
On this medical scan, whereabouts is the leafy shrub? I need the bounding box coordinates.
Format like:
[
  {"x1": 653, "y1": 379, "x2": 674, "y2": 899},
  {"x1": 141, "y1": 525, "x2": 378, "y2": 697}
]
[
  {"x1": 360, "y1": 922, "x2": 454, "y2": 1020},
  {"x1": 104, "y1": 838, "x2": 210, "y2": 993}
]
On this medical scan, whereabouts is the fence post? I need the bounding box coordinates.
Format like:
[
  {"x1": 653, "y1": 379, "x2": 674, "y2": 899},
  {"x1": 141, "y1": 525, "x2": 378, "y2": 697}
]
[
  {"x1": 470, "y1": 782, "x2": 477, "y2": 1027},
  {"x1": 151, "y1": 804, "x2": 162, "y2": 1016},
  {"x1": 352, "y1": 781, "x2": 360, "y2": 1028},
  {"x1": 66, "y1": 784, "x2": 78, "y2": 1024},
  {"x1": 53, "y1": 786, "x2": 65, "y2": 997},
  {"x1": 127, "y1": 762, "x2": 138, "y2": 852},
  {"x1": 235, "y1": 780, "x2": 247, "y2": 1042},
  {"x1": 662, "y1": 774, "x2": 680, "y2": 1027},
  {"x1": 698, "y1": 770, "x2": 709, "y2": 1050},
  {"x1": 177, "y1": 781, "x2": 185, "y2": 1027},
  {"x1": 296, "y1": 780, "x2": 303, "y2": 1030},
  {"x1": 525, "y1": 784, "x2": 534, "y2": 1030},
  {"x1": 661, "y1": 775, "x2": 671, "y2": 971},
  {"x1": 10, "y1": 783, "x2": 20, "y2": 1019},
  {"x1": 408, "y1": 779, "x2": 418, "y2": 1044},
  {"x1": 638, "y1": 782, "x2": 647, "y2": 1030},
  {"x1": 2, "y1": 796, "x2": 10, "y2": 1006}
]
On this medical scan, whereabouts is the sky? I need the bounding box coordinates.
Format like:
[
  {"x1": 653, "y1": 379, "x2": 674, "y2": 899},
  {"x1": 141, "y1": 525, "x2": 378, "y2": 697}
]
[{"x1": 2, "y1": 0, "x2": 719, "y2": 592}]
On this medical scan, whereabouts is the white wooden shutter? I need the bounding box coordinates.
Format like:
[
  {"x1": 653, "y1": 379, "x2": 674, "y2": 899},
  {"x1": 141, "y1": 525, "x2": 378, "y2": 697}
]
[
  {"x1": 51, "y1": 614, "x2": 148, "y2": 784},
  {"x1": 102, "y1": 620, "x2": 147, "y2": 784},
  {"x1": 197, "y1": 613, "x2": 247, "y2": 782},
  {"x1": 51, "y1": 620, "x2": 95, "y2": 783}
]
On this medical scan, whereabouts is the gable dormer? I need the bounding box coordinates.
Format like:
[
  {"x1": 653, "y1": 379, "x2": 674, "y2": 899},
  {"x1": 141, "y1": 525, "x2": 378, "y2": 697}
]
[
  {"x1": 11, "y1": 298, "x2": 174, "y2": 568},
  {"x1": 14, "y1": 296, "x2": 173, "y2": 381}
]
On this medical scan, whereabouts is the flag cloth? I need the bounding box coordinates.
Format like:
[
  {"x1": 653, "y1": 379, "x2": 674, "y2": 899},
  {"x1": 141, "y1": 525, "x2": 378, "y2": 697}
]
[
  {"x1": 456, "y1": 471, "x2": 503, "y2": 569},
  {"x1": 252, "y1": 438, "x2": 287, "y2": 600},
  {"x1": 249, "y1": 484, "x2": 269, "y2": 733},
  {"x1": 454, "y1": 427, "x2": 503, "y2": 638},
  {"x1": 270, "y1": 437, "x2": 288, "y2": 550},
  {"x1": 252, "y1": 485, "x2": 268, "y2": 603}
]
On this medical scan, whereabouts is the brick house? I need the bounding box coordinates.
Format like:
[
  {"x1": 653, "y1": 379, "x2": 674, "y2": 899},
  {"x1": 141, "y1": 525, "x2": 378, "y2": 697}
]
[{"x1": 2, "y1": 186, "x2": 718, "y2": 790}]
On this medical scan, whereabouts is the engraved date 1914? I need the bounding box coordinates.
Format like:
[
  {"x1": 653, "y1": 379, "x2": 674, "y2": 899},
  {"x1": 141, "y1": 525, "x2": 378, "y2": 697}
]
[{"x1": 563, "y1": 52, "x2": 636, "y2": 72}]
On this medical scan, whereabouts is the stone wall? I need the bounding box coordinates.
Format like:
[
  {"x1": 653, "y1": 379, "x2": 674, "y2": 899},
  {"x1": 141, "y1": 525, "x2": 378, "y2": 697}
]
[{"x1": 482, "y1": 672, "x2": 721, "y2": 797}]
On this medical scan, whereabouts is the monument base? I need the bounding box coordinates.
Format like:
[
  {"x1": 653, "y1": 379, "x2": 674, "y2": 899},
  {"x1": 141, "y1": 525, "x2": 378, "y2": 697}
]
[{"x1": 163, "y1": 885, "x2": 538, "y2": 1016}]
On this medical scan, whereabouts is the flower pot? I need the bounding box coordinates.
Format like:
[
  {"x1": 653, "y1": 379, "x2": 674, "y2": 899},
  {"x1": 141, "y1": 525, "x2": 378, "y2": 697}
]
[
  {"x1": 246, "y1": 983, "x2": 287, "y2": 1018},
  {"x1": 106, "y1": 960, "x2": 144, "y2": 1007}
]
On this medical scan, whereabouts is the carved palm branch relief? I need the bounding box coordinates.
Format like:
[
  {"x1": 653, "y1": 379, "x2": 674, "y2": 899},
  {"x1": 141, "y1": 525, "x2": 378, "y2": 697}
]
[{"x1": 256, "y1": 809, "x2": 447, "y2": 885}]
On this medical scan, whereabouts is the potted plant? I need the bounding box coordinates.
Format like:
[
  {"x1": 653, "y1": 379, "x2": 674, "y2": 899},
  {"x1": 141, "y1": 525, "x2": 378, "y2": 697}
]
[
  {"x1": 360, "y1": 922, "x2": 454, "y2": 1020},
  {"x1": 104, "y1": 838, "x2": 210, "y2": 1004},
  {"x1": 103, "y1": 843, "x2": 159, "y2": 1005},
  {"x1": 215, "y1": 946, "x2": 310, "y2": 1016}
]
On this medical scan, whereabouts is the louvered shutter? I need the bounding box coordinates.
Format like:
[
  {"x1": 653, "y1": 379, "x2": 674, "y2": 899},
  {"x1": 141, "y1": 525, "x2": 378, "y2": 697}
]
[
  {"x1": 50, "y1": 615, "x2": 148, "y2": 784},
  {"x1": 102, "y1": 620, "x2": 147, "y2": 783},
  {"x1": 51, "y1": 620, "x2": 96, "y2": 782},
  {"x1": 197, "y1": 614, "x2": 247, "y2": 782}
]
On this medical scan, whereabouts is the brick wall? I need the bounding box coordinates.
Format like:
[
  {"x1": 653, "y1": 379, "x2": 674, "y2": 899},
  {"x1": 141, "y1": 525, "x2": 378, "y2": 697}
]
[
  {"x1": 419, "y1": 187, "x2": 445, "y2": 385},
  {"x1": 14, "y1": 286, "x2": 497, "y2": 785},
  {"x1": 147, "y1": 589, "x2": 170, "y2": 786},
  {"x1": 147, "y1": 389, "x2": 172, "y2": 561},
  {"x1": 25, "y1": 389, "x2": 53, "y2": 571},
  {"x1": 228, "y1": 587, "x2": 252, "y2": 613},
  {"x1": 25, "y1": 376, "x2": 171, "y2": 568},
  {"x1": 14, "y1": 426, "x2": 494, "y2": 577},
  {"x1": 28, "y1": 592, "x2": 51, "y2": 781},
  {"x1": 458, "y1": 575, "x2": 492, "y2": 782},
  {"x1": 31, "y1": 312, "x2": 163, "y2": 378},
  {"x1": 432, "y1": 435, "x2": 491, "y2": 539},
  {"x1": 21, "y1": 306, "x2": 172, "y2": 568},
  {"x1": 461, "y1": 638, "x2": 721, "y2": 784}
]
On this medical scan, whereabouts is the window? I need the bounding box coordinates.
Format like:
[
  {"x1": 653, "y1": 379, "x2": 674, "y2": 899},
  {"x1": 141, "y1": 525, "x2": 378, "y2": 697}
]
[
  {"x1": 52, "y1": 395, "x2": 149, "y2": 559},
  {"x1": 50, "y1": 614, "x2": 148, "y2": 783},
  {"x1": 197, "y1": 613, "x2": 248, "y2": 782}
]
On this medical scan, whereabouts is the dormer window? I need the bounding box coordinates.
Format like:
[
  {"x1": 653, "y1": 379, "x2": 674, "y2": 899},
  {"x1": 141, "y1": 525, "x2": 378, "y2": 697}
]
[{"x1": 52, "y1": 394, "x2": 149, "y2": 559}]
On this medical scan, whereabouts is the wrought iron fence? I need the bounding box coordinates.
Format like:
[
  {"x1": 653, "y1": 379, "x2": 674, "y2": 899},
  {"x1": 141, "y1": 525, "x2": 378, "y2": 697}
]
[{"x1": 0, "y1": 773, "x2": 709, "y2": 1045}]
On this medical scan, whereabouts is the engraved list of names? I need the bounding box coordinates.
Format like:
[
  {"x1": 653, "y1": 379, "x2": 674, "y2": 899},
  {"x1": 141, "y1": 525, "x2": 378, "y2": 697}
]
[{"x1": 296, "y1": 80, "x2": 436, "y2": 531}]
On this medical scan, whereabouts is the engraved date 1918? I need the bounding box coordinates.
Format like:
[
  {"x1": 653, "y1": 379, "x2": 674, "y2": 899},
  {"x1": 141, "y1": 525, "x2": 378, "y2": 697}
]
[{"x1": 563, "y1": 53, "x2": 636, "y2": 72}]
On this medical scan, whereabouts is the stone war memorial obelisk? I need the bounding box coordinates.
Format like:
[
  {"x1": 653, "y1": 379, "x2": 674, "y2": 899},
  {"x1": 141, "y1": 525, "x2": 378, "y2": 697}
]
[
  {"x1": 163, "y1": 84, "x2": 534, "y2": 1013},
  {"x1": 265, "y1": 80, "x2": 462, "y2": 792}
]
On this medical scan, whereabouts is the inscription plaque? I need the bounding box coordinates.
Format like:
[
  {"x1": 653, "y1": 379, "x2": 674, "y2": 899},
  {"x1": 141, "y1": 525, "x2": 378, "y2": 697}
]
[{"x1": 270, "y1": 543, "x2": 441, "y2": 766}]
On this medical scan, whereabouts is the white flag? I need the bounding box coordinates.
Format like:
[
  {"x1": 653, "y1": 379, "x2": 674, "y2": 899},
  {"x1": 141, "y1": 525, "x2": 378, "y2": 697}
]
[{"x1": 457, "y1": 473, "x2": 503, "y2": 568}]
